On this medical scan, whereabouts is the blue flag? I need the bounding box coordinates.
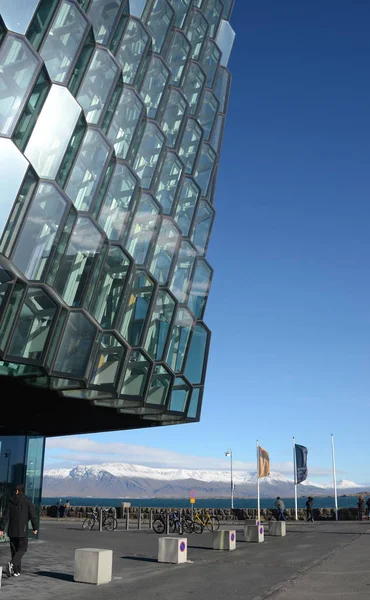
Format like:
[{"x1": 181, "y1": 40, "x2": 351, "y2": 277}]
[{"x1": 295, "y1": 444, "x2": 308, "y2": 484}]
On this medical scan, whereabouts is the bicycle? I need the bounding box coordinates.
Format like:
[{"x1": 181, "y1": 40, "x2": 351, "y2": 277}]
[
  {"x1": 153, "y1": 511, "x2": 194, "y2": 535},
  {"x1": 82, "y1": 508, "x2": 118, "y2": 531},
  {"x1": 192, "y1": 511, "x2": 220, "y2": 533}
]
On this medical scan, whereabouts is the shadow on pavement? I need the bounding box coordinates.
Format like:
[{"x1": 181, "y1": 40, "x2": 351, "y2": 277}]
[
  {"x1": 121, "y1": 556, "x2": 158, "y2": 563},
  {"x1": 187, "y1": 545, "x2": 212, "y2": 550},
  {"x1": 36, "y1": 571, "x2": 74, "y2": 582}
]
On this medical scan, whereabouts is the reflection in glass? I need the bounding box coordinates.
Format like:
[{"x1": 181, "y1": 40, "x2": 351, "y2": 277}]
[
  {"x1": 215, "y1": 19, "x2": 236, "y2": 67},
  {"x1": 115, "y1": 18, "x2": 149, "y2": 85},
  {"x1": 133, "y1": 122, "x2": 165, "y2": 189},
  {"x1": 0, "y1": 267, "x2": 13, "y2": 315},
  {"x1": 210, "y1": 114, "x2": 224, "y2": 152},
  {"x1": 191, "y1": 200, "x2": 214, "y2": 255},
  {"x1": 12, "y1": 183, "x2": 67, "y2": 281},
  {"x1": 166, "y1": 308, "x2": 193, "y2": 372},
  {"x1": 147, "y1": 364, "x2": 172, "y2": 405},
  {"x1": 213, "y1": 66, "x2": 230, "y2": 113},
  {"x1": 40, "y1": 1, "x2": 88, "y2": 83},
  {"x1": 120, "y1": 271, "x2": 154, "y2": 346},
  {"x1": 0, "y1": 0, "x2": 40, "y2": 35},
  {"x1": 12, "y1": 67, "x2": 50, "y2": 152},
  {"x1": 187, "y1": 387, "x2": 201, "y2": 419},
  {"x1": 144, "y1": 290, "x2": 175, "y2": 360},
  {"x1": 222, "y1": 0, "x2": 234, "y2": 19},
  {"x1": 25, "y1": 84, "x2": 81, "y2": 179},
  {"x1": 54, "y1": 311, "x2": 96, "y2": 377},
  {"x1": 91, "y1": 333, "x2": 125, "y2": 389},
  {"x1": 179, "y1": 118, "x2": 203, "y2": 174},
  {"x1": 199, "y1": 38, "x2": 221, "y2": 88},
  {"x1": 186, "y1": 9, "x2": 208, "y2": 60},
  {"x1": 98, "y1": 163, "x2": 138, "y2": 240},
  {"x1": 160, "y1": 89, "x2": 187, "y2": 148},
  {"x1": 166, "y1": 31, "x2": 190, "y2": 86},
  {"x1": 173, "y1": 177, "x2": 199, "y2": 236},
  {"x1": 182, "y1": 62, "x2": 205, "y2": 115},
  {"x1": 140, "y1": 56, "x2": 170, "y2": 119},
  {"x1": 0, "y1": 282, "x2": 25, "y2": 353},
  {"x1": 107, "y1": 87, "x2": 143, "y2": 159},
  {"x1": 88, "y1": 0, "x2": 121, "y2": 45},
  {"x1": 169, "y1": 376, "x2": 190, "y2": 412},
  {"x1": 187, "y1": 260, "x2": 212, "y2": 319},
  {"x1": 54, "y1": 217, "x2": 103, "y2": 307},
  {"x1": 7, "y1": 288, "x2": 56, "y2": 361},
  {"x1": 77, "y1": 48, "x2": 119, "y2": 124},
  {"x1": 26, "y1": 0, "x2": 60, "y2": 49},
  {"x1": 0, "y1": 138, "x2": 29, "y2": 239},
  {"x1": 0, "y1": 35, "x2": 39, "y2": 136},
  {"x1": 169, "y1": 241, "x2": 196, "y2": 303},
  {"x1": 65, "y1": 129, "x2": 111, "y2": 211},
  {"x1": 125, "y1": 193, "x2": 159, "y2": 264},
  {"x1": 120, "y1": 350, "x2": 150, "y2": 397},
  {"x1": 194, "y1": 143, "x2": 216, "y2": 196},
  {"x1": 168, "y1": 0, "x2": 191, "y2": 28},
  {"x1": 145, "y1": 0, "x2": 174, "y2": 53},
  {"x1": 149, "y1": 218, "x2": 179, "y2": 284},
  {"x1": 198, "y1": 91, "x2": 219, "y2": 140},
  {"x1": 154, "y1": 152, "x2": 183, "y2": 213},
  {"x1": 184, "y1": 323, "x2": 208, "y2": 384},
  {"x1": 203, "y1": 0, "x2": 223, "y2": 38}
]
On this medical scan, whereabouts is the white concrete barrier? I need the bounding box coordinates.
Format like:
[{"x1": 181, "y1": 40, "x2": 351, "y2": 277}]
[
  {"x1": 269, "y1": 521, "x2": 286, "y2": 536},
  {"x1": 74, "y1": 548, "x2": 113, "y2": 585},
  {"x1": 212, "y1": 529, "x2": 236, "y2": 551},
  {"x1": 244, "y1": 525, "x2": 264, "y2": 543},
  {"x1": 158, "y1": 537, "x2": 187, "y2": 564}
]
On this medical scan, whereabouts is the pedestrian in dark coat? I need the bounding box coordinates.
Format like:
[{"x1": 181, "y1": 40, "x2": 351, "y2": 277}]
[
  {"x1": 306, "y1": 497, "x2": 314, "y2": 522},
  {"x1": 0, "y1": 484, "x2": 38, "y2": 577},
  {"x1": 358, "y1": 495, "x2": 365, "y2": 520}
]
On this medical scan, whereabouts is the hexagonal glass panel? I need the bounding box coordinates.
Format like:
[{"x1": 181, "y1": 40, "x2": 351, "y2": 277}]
[
  {"x1": 0, "y1": 138, "x2": 29, "y2": 239},
  {"x1": 0, "y1": 0, "x2": 40, "y2": 35},
  {"x1": 169, "y1": 241, "x2": 197, "y2": 303},
  {"x1": 191, "y1": 200, "x2": 214, "y2": 255},
  {"x1": 187, "y1": 260, "x2": 212, "y2": 319},
  {"x1": 168, "y1": 376, "x2": 190, "y2": 412},
  {"x1": 107, "y1": 86, "x2": 143, "y2": 159},
  {"x1": 182, "y1": 62, "x2": 206, "y2": 115},
  {"x1": 0, "y1": 267, "x2": 14, "y2": 315},
  {"x1": 184, "y1": 323, "x2": 208, "y2": 384},
  {"x1": 129, "y1": 0, "x2": 147, "y2": 18},
  {"x1": 40, "y1": 1, "x2": 88, "y2": 83},
  {"x1": 88, "y1": 0, "x2": 122, "y2": 45},
  {"x1": 179, "y1": 118, "x2": 203, "y2": 174},
  {"x1": 222, "y1": 0, "x2": 234, "y2": 19},
  {"x1": 144, "y1": 0, "x2": 174, "y2": 53},
  {"x1": 98, "y1": 163, "x2": 138, "y2": 240},
  {"x1": 54, "y1": 217, "x2": 104, "y2": 307},
  {"x1": 25, "y1": 84, "x2": 82, "y2": 179},
  {"x1": 77, "y1": 48, "x2": 119, "y2": 124},
  {"x1": 12, "y1": 182, "x2": 67, "y2": 281},
  {"x1": 12, "y1": 66, "x2": 50, "y2": 152},
  {"x1": 154, "y1": 151, "x2": 183, "y2": 213},
  {"x1": 194, "y1": 143, "x2": 216, "y2": 196},
  {"x1": 140, "y1": 56, "x2": 170, "y2": 119},
  {"x1": 125, "y1": 193, "x2": 159, "y2": 264},
  {"x1": 149, "y1": 218, "x2": 179, "y2": 284},
  {"x1": 53, "y1": 311, "x2": 97, "y2": 377},
  {"x1": 120, "y1": 271, "x2": 154, "y2": 346},
  {"x1": 186, "y1": 9, "x2": 208, "y2": 60},
  {"x1": 215, "y1": 19, "x2": 236, "y2": 67},
  {"x1": 65, "y1": 128, "x2": 111, "y2": 211},
  {"x1": 160, "y1": 88, "x2": 187, "y2": 148},
  {"x1": 120, "y1": 349, "x2": 150, "y2": 398},
  {"x1": 213, "y1": 66, "x2": 230, "y2": 113},
  {"x1": 7, "y1": 287, "x2": 57, "y2": 362},
  {"x1": 166, "y1": 31, "x2": 191, "y2": 86},
  {"x1": 199, "y1": 38, "x2": 221, "y2": 88},
  {"x1": 90, "y1": 333, "x2": 126, "y2": 390},
  {"x1": 133, "y1": 122, "x2": 165, "y2": 189},
  {"x1": 198, "y1": 90, "x2": 219, "y2": 140},
  {"x1": 210, "y1": 114, "x2": 224, "y2": 152},
  {"x1": 168, "y1": 0, "x2": 191, "y2": 28},
  {"x1": 187, "y1": 386, "x2": 202, "y2": 419},
  {"x1": 173, "y1": 176, "x2": 200, "y2": 236},
  {"x1": 26, "y1": 0, "x2": 60, "y2": 50},
  {"x1": 0, "y1": 281, "x2": 26, "y2": 353},
  {"x1": 147, "y1": 364, "x2": 172, "y2": 406},
  {"x1": 115, "y1": 18, "x2": 149, "y2": 84},
  {"x1": 203, "y1": 0, "x2": 223, "y2": 38},
  {"x1": 144, "y1": 290, "x2": 175, "y2": 360},
  {"x1": 0, "y1": 35, "x2": 40, "y2": 136},
  {"x1": 166, "y1": 308, "x2": 193, "y2": 373}
]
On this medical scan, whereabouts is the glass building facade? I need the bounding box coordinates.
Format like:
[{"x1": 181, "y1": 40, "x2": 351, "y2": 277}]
[{"x1": 0, "y1": 0, "x2": 235, "y2": 434}]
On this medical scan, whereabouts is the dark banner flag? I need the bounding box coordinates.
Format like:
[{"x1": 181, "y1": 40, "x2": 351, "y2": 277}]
[{"x1": 295, "y1": 444, "x2": 308, "y2": 484}]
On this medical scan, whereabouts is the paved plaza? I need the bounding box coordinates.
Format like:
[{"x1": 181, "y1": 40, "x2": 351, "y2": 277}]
[{"x1": 0, "y1": 520, "x2": 368, "y2": 599}]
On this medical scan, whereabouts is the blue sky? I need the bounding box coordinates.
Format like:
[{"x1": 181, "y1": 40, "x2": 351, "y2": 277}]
[{"x1": 46, "y1": 1, "x2": 370, "y2": 484}]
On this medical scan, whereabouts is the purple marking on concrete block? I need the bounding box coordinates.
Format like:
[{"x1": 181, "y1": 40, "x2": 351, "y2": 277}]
[
  {"x1": 231, "y1": 533, "x2": 235, "y2": 542},
  {"x1": 260, "y1": 527, "x2": 263, "y2": 534},
  {"x1": 180, "y1": 541, "x2": 186, "y2": 552}
]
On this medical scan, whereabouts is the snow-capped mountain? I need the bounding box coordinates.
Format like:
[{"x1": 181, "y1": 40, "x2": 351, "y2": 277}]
[{"x1": 42, "y1": 462, "x2": 366, "y2": 499}]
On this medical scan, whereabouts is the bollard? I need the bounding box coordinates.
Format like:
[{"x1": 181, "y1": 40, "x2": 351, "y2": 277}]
[
  {"x1": 138, "y1": 508, "x2": 141, "y2": 530},
  {"x1": 126, "y1": 506, "x2": 130, "y2": 530},
  {"x1": 99, "y1": 509, "x2": 103, "y2": 532},
  {"x1": 166, "y1": 511, "x2": 170, "y2": 535},
  {"x1": 150, "y1": 509, "x2": 153, "y2": 530}
]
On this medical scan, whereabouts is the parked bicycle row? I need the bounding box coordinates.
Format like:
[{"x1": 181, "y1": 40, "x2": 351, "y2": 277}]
[{"x1": 153, "y1": 511, "x2": 220, "y2": 534}]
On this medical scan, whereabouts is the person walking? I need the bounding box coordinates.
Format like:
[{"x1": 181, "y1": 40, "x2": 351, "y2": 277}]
[
  {"x1": 306, "y1": 496, "x2": 314, "y2": 522},
  {"x1": 358, "y1": 495, "x2": 365, "y2": 520},
  {"x1": 0, "y1": 484, "x2": 38, "y2": 577},
  {"x1": 275, "y1": 497, "x2": 286, "y2": 521},
  {"x1": 64, "y1": 500, "x2": 71, "y2": 517}
]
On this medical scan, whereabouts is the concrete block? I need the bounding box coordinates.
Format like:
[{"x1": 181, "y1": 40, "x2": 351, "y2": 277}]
[
  {"x1": 158, "y1": 537, "x2": 187, "y2": 564},
  {"x1": 74, "y1": 548, "x2": 113, "y2": 585},
  {"x1": 0, "y1": 566, "x2": 2, "y2": 587},
  {"x1": 245, "y1": 519, "x2": 261, "y2": 526},
  {"x1": 269, "y1": 521, "x2": 286, "y2": 536},
  {"x1": 244, "y1": 525, "x2": 264, "y2": 543},
  {"x1": 212, "y1": 529, "x2": 236, "y2": 551}
]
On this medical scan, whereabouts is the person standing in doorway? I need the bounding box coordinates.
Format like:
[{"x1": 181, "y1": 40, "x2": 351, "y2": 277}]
[
  {"x1": 275, "y1": 497, "x2": 286, "y2": 521},
  {"x1": 0, "y1": 484, "x2": 38, "y2": 577}
]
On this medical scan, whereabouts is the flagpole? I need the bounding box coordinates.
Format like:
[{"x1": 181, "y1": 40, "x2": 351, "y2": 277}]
[
  {"x1": 256, "y1": 440, "x2": 260, "y2": 522},
  {"x1": 293, "y1": 437, "x2": 298, "y2": 521},
  {"x1": 331, "y1": 434, "x2": 338, "y2": 521}
]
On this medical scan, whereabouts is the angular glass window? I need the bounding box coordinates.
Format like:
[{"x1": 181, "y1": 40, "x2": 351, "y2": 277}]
[
  {"x1": 199, "y1": 38, "x2": 221, "y2": 88},
  {"x1": 98, "y1": 163, "x2": 138, "y2": 240},
  {"x1": 182, "y1": 62, "x2": 206, "y2": 116},
  {"x1": 90, "y1": 333, "x2": 126, "y2": 390},
  {"x1": 222, "y1": 0, "x2": 234, "y2": 19},
  {"x1": 26, "y1": 0, "x2": 60, "y2": 50},
  {"x1": 125, "y1": 193, "x2": 159, "y2": 264},
  {"x1": 198, "y1": 90, "x2": 219, "y2": 140},
  {"x1": 7, "y1": 288, "x2": 56, "y2": 362},
  {"x1": 179, "y1": 118, "x2": 203, "y2": 174},
  {"x1": 0, "y1": 282, "x2": 25, "y2": 353},
  {"x1": 133, "y1": 122, "x2": 164, "y2": 189},
  {"x1": 147, "y1": 364, "x2": 172, "y2": 406},
  {"x1": 54, "y1": 217, "x2": 103, "y2": 307},
  {"x1": 53, "y1": 311, "x2": 96, "y2": 377},
  {"x1": 154, "y1": 151, "x2": 183, "y2": 214},
  {"x1": 191, "y1": 200, "x2": 214, "y2": 255},
  {"x1": 120, "y1": 271, "x2": 154, "y2": 346},
  {"x1": 184, "y1": 323, "x2": 209, "y2": 384},
  {"x1": 173, "y1": 177, "x2": 200, "y2": 236},
  {"x1": 186, "y1": 9, "x2": 208, "y2": 60},
  {"x1": 203, "y1": 0, "x2": 223, "y2": 38},
  {"x1": 187, "y1": 260, "x2": 212, "y2": 319},
  {"x1": 160, "y1": 88, "x2": 187, "y2": 148},
  {"x1": 89, "y1": 245, "x2": 131, "y2": 328},
  {"x1": 166, "y1": 308, "x2": 193, "y2": 373},
  {"x1": 0, "y1": 0, "x2": 40, "y2": 35},
  {"x1": 0, "y1": 268, "x2": 13, "y2": 316},
  {"x1": 140, "y1": 56, "x2": 170, "y2": 119},
  {"x1": 215, "y1": 19, "x2": 236, "y2": 67},
  {"x1": 187, "y1": 387, "x2": 201, "y2": 419},
  {"x1": 65, "y1": 128, "x2": 111, "y2": 211},
  {"x1": 168, "y1": 0, "x2": 191, "y2": 28},
  {"x1": 25, "y1": 84, "x2": 82, "y2": 179},
  {"x1": 169, "y1": 241, "x2": 196, "y2": 303},
  {"x1": 0, "y1": 138, "x2": 29, "y2": 240},
  {"x1": 166, "y1": 31, "x2": 190, "y2": 86},
  {"x1": 40, "y1": 1, "x2": 88, "y2": 83},
  {"x1": 149, "y1": 218, "x2": 179, "y2": 284},
  {"x1": 144, "y1": 290, "x2": 175, "y2": 360},
  {"x1": 77, "y1": 48, "x2": 119, "y2": 124},
  {"x1": 12, "y1": 183, "x2": 67, "y2": 281},
  {"x1": 115, "y1": 18, "x2": 149, "y2": 84},
  {"x1": 194, "y1": 143, "x2": 216, "y2": 196},
  {"x1": 107, "y1": 86, "x2": 143, "y2": 159},
  {"x1": 213, "y1": 66, "x2": 230, "y2": 113},
  {"x1": 12, "y1": 67, "x2": 50, "y2": 152},
  {"x1": 210, "y1": 114, "x2": 224, "y2": 152},
  {"x1": 168, "y1": 376, "x2": 190, "y2": 412},
  {"x1": 0, "y1": 35, "x2": 40, "y2": 136},
  {"x1": 88, "y1": 0, "x2": 122, "y2": 45},
  {"x1": 46, "y1": 207, "x2": 77, "y2": 287},
  {"x1": 120, "y1": 350, "x2": 150, "y2": 398},
  {"x1": 145, "y1": 0, "x2": 174, "y2": 53}
]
